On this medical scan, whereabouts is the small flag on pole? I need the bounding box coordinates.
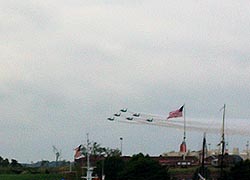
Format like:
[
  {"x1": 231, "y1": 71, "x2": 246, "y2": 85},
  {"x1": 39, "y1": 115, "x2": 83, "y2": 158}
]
[
  {"x1": 167, "y1": 105, "x2": 184, "y2": 119},
  {"x1": 74, "y1": 145, "x2": 83, "y2": 159}
]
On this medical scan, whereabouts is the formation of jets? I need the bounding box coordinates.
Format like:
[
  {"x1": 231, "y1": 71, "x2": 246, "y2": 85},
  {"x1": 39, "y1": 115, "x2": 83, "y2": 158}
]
[{"x1": 107, "y1": 108, "x2": 154, "y2": 122}]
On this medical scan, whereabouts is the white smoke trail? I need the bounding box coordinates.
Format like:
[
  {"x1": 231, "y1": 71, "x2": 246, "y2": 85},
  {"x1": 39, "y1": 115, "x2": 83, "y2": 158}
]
[{"x1": 115, "y1": 117, "x2": 250, "y2": 136}]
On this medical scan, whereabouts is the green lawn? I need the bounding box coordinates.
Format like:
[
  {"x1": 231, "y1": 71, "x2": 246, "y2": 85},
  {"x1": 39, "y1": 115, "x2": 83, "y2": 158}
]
[
  {"x1": 0, "y1": 174, "x2": 64, "y2": 180},
  {"x1": 169, "y1": 166, "x2": 197, "y2": 174}
]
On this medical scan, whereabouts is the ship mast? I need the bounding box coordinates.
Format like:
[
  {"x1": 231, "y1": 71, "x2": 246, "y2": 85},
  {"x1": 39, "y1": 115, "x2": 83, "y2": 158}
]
[{"x1": 82, "y1": 133, "x2": 96, "y2": 180}]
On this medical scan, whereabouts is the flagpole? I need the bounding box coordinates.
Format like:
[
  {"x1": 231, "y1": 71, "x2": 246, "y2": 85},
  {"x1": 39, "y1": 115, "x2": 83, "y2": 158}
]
[
  {"x1": 183, "y1": 104, "x2": 186, "y2": 160},
  {"x1": 201, "y1": 132, "x2": 206, "y2": 178},
  {"x1": 220, "y1": 104, "x2": 226, "y2": 179},
  {"x1": 87, "y1": 133, "x2": 90, "y2": 176},
  {"x1": 183, "y1": 104, "x2": 186, "y2": 141}
]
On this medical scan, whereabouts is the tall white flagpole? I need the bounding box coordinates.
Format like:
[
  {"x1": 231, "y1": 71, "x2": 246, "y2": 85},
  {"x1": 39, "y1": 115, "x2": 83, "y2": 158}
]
[{"x1": 220, "y1": 104, "x2": 226, "y2": 179}]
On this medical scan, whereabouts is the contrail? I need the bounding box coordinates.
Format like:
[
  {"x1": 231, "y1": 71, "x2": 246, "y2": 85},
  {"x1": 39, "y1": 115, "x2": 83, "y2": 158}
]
[{"x1": 116, "y1": 117, "x2": 250, "y2": 136}]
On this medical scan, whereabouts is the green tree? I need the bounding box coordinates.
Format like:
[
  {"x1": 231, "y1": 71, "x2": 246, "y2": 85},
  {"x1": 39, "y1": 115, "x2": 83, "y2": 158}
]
[
  {"x1": 10, "y1": 159, "x2": 21, "y2": 167},
  {"x1": 96, "y1": 156, "x2": 125, "y2": 180},
  {"x1": 2, "y1": 158, "x2": 9, "y2": 167},
  {"x1": 41, "y1": 160, "x2": 49, "y2": 167},
  {"x1": 0, "y1": 156, "x2": 3, "y2": 166},
  {"x1": 120, "y1": 153, "x2": 170, "y2": 180},
  {"x1": 105, "y1": 147, "x2": 121, "y2": 157},
  {"x1": 80, "y1": 142, "x2": 121, "y2": 157},
  {"x1": 229, "y1": 160, "x2": 250, "y2": 180}
]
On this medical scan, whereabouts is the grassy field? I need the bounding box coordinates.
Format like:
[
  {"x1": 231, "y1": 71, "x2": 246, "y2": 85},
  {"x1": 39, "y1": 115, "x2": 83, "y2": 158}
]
[{"x1": 0, "y1": 174, "x2": 64, "y2": 180}]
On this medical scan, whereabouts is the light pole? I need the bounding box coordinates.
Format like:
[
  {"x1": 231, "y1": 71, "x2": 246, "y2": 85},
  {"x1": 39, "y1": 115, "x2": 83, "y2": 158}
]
[
  {"x1": 120, "y1": 137, "x2": 123, "y2": 156},
  {"x1": 246, "y1": 141, "x2": 249, "y2": 159},
  {"x1": 208, "y1": 143, "x2": 211, "y2": 151}
]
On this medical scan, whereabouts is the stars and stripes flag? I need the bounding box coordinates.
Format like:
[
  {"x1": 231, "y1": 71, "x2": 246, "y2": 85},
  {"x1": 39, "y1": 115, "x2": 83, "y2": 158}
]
[
  {"x1": 74, "y1": 145, "x2": 83, "y2": 159},
  {"x1": 167, "y1": 105, "x2": 184, "y2": 119}
]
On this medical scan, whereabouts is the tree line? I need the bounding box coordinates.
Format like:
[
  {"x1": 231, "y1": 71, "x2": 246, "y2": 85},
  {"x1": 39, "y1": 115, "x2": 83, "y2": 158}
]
[
  {"x1": 0, "y1": 156, "x2": 21, "y2": 167},
  {"x1": 94, "y1": 155, "x2": 250, "y2": 180},
  {"x1": 76, "y1": 142, "x2": 250, "y2": 180},
  {"x1": 93, "y1": 153, "x2": 170, "y2": 180}
]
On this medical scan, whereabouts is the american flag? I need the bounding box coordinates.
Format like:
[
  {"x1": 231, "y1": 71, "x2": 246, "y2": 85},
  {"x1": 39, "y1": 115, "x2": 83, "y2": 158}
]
[
  {"x1": 74, "y1": 145, "x2": 83, "y2": 159},
  {"x1": 167, "y1": 105, "x2": 184, "y2": 119}
]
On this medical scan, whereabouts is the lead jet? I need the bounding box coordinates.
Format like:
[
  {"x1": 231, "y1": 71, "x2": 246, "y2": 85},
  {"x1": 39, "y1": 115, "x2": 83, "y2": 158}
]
[{"x1": 120, "y1": 108, "x2": 127, "y2": 112}]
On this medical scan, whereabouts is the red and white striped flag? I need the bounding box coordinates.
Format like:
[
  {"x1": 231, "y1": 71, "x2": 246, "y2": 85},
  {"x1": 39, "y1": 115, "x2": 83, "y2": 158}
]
[
  {"x1": 167, "y1": 105, "x2": 184, "y2": 119},
  {"x1": 74, "y1": 145, "x2": 83, "y2": 159}
]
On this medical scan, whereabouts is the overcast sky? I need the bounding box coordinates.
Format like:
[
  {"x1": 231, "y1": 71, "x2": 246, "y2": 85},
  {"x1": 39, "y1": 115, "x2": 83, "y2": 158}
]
[{"x1": 1, "y1": 0, "x2": 250, "y2": 163}]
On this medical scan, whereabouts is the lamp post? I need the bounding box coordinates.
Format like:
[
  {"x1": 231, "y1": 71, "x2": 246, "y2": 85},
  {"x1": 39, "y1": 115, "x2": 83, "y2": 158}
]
[
  {"x1": 120, "y1": 137, "x2": 123, "y2": 156},
  {"x1": 247, "y1": 141, "x2": 249, "y2": 159},
  {"x1": 208, "y1": 143, "x2": 211, "y2": 151}
]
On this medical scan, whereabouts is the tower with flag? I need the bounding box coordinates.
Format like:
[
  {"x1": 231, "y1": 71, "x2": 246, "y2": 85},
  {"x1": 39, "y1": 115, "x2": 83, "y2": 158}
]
[{"x1": 167, "y1": 105, "x2": 187, "y2": 155}]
